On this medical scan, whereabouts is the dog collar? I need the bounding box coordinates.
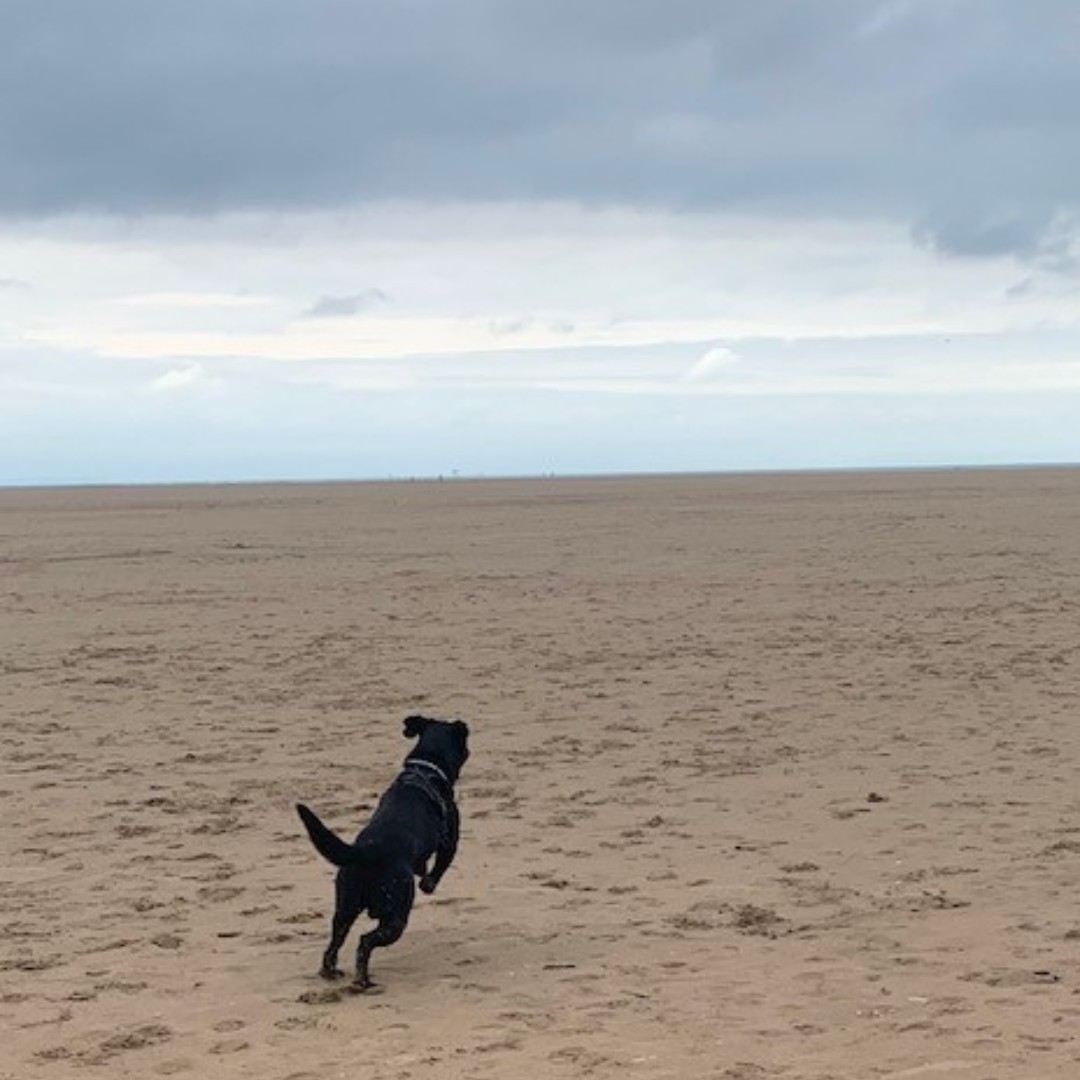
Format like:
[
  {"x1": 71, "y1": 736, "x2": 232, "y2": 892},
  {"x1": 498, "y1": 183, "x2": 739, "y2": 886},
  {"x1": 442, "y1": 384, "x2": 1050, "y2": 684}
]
[{"x1": 405, "y1": 758, "x2": 450, "y2": 785}]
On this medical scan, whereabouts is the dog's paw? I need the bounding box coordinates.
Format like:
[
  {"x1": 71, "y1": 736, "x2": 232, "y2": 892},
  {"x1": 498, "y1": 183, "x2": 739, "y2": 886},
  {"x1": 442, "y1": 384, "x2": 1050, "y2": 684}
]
[
  {"x1": 419, "y1": 874, "x2": 438, "y2": 895},
  {"x1": 320, "y1": 966, "x2": 345, "y2": 981}
]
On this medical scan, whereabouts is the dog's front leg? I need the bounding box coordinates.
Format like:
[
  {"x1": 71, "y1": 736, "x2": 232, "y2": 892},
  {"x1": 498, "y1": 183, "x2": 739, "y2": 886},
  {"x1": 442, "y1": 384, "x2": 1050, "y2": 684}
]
[{"x1": 419, "y1": 802, "x2": 459, "y2": 894}]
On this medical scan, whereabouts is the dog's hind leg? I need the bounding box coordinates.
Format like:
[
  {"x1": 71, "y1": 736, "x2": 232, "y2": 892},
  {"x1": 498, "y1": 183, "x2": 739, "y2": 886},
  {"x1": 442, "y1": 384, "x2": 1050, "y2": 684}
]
[
  {"x1": 353, "y1": 871, "x2": 414, "y2": 990},
  {"x1": 321, "y1": 908, "x2": 359, "y2": 979},
  {"x1": 321, "y1": 875, "x2": 363, "y2": 979},
  {"x1": 354, "y1": 915, "x2": 408, "y2": 990}
]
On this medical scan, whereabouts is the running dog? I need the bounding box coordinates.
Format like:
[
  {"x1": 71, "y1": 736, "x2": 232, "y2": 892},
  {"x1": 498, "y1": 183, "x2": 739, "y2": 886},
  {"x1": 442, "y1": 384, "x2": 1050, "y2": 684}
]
[{"x1": 296, "y1": 714, "x2": 470, "y2": 990}]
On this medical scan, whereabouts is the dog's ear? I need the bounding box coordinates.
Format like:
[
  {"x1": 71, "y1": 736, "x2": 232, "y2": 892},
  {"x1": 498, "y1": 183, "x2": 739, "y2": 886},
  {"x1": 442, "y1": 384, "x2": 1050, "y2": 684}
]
[
  {"x1": 453, "y1": 720, "x2": 470, "y2": 740},
  {"x1": 403, "y1": 714, "x2": 433, "y2": 739}
]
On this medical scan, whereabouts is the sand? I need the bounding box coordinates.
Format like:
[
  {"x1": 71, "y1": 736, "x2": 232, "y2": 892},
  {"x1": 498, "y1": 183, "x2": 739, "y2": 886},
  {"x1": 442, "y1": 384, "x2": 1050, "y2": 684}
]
[{"x1": 3, "y1": 469, "x2": 1080, "y2": 1079}]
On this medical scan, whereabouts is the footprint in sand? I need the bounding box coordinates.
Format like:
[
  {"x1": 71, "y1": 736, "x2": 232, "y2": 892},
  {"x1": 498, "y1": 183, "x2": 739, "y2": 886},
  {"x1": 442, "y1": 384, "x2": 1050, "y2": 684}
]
[
  {"x1": 274, "y1": 1015, "x2": 320, "y2": 1031},
  {"x1": 277, "y1": 909, "x2": 323, "y2": 924},
  {"x1": 211, "y1": 1019, "x2": 246, "y2": 1033},
  {"x1": 209, "y1": 1038, "x2": 250, "y2": 1054},
  {"x1": 93, "y1": 979, "x2": 149, "y2": 994},
  {"x1": 196, "y1": 885, "x2": 245, "y2": 903},
  {"x1": 156, "y1": 1060, "x2": 194, "y2": 1075},
  {"x1": 37, "y1": 1023, "x2": 175, "y2": 1067},
  {"x1": 548, "y1": 1045, "x2": 616, "y2": 1072},
  {"x1": 297, "y1": 987, "x2": 350, "y2": 1005},
  {"x1": 94, "y1": 1023, "x2": 174, "y2": 1058}
]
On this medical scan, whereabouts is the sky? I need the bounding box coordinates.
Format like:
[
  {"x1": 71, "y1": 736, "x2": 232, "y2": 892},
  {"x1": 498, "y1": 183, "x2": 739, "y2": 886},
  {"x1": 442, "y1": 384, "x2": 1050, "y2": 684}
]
[{"x1": 2, "y1": 0, "x2": 1079, "y2": 484}]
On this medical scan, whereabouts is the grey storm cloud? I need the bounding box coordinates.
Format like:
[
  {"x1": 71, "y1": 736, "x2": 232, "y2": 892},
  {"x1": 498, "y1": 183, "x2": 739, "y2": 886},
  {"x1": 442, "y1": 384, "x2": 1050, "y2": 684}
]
[
  {"x1": 912, "y1": 208, "x2": 1079, "y2": 273},
  {"x1": 2, "y1": 0, "x2": 1078, "y2": 262}
]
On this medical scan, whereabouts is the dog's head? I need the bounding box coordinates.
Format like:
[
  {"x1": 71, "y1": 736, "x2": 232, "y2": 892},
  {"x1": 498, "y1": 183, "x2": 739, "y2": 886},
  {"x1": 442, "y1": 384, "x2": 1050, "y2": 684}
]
[{"x1": 403, "y1": 714, "x2": 470, "y2": 782}]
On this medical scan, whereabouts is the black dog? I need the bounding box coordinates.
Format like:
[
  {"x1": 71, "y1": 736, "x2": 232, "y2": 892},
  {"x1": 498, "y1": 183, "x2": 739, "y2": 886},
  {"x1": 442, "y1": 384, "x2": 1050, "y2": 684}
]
[{"x1": 296, "y1": 714, "x2": 469, "y2": 990}]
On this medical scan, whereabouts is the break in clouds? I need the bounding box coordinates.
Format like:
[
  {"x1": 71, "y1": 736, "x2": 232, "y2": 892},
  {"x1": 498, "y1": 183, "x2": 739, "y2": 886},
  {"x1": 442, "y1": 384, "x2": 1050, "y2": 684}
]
[{"x1": 1, "y1": 0, "x2": 1078, "y2": 267}]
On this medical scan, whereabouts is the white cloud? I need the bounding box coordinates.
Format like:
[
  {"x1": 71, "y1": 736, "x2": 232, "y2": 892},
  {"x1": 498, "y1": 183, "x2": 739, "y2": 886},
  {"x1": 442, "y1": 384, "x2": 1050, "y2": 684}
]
[
  {"x1": 147, "y1": 362, "x2": 223, "y2": 395},
  {"x1": 684, "y1": 346, "x2": 741, "y2": 382}
]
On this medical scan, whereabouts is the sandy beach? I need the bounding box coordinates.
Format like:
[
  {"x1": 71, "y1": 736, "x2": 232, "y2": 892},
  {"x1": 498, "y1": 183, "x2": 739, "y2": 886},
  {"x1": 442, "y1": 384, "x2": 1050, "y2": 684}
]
[{"x1": 3, "y1": 468, "x2": 1080, "y2": 1079}]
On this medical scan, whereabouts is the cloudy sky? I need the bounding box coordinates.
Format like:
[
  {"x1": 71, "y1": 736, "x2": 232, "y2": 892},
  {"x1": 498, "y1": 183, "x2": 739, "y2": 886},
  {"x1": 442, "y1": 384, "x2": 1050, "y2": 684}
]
[{"x1": 2, "y1": 0, "x2": 1078, "y2": 483}]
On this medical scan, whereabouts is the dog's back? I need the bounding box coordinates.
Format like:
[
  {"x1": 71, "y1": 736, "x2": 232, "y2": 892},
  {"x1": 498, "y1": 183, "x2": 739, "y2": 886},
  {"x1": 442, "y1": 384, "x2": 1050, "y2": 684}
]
[{"x1": 356, "y1": 769, "x2": 449, "y2": 863}]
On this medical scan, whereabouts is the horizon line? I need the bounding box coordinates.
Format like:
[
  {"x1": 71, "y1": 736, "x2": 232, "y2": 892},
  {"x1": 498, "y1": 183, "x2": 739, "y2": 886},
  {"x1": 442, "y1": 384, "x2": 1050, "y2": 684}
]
[{"x1": 3, "y1": 459, "x2": 1079, "y2": 494}]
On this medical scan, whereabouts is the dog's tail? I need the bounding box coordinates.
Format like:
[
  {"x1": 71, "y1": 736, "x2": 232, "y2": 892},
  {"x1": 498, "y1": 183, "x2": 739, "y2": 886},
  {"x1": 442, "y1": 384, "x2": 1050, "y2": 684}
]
[{"x1": 296, "y1": 803, "x2": 375, "y2": 867}]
